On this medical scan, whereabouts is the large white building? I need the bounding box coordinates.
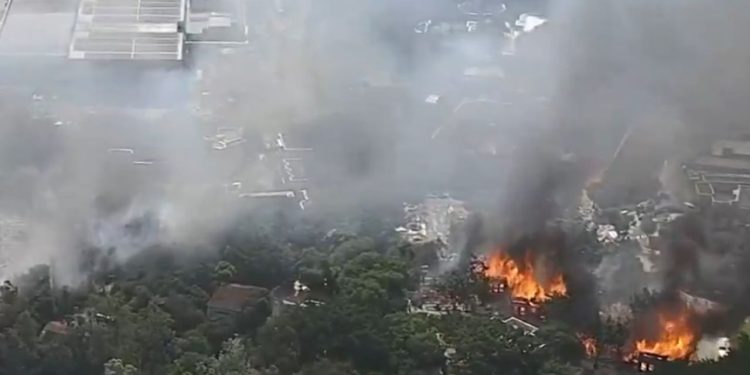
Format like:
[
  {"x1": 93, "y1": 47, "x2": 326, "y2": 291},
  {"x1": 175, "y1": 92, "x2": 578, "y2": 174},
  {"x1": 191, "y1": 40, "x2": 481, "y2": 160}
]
[
  {"x1": 69, "y1": 0, "x2": 186, "y2": 61},
  {"x1": 0, "y1": 0, "x2": 248, "y2": 62}
]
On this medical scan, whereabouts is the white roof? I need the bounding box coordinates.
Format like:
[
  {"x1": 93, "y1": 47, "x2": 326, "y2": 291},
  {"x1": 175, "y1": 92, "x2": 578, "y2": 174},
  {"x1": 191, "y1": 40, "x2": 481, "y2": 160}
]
[
  {"x1": 711, "y1": 140, "x2": 750, "y2": 157},
  {"x1": 0, "y1": 0, "x2": 79, "y2": 56},
  {"x1": 69, "y1": 0, "x2": 186, "y2": 60},
  {"x1": 502, "y1": 316, "x2": 539, "y2": 334}
]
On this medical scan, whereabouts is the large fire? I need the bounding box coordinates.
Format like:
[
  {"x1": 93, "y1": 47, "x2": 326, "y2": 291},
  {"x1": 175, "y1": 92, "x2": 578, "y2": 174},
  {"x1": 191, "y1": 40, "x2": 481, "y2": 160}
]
[
  {"x1": 484, "y1": 251, "x2": 567, "y2": 302},
  {"x1": 632, "y1": 306, "x2": 698, "y2": 360}
]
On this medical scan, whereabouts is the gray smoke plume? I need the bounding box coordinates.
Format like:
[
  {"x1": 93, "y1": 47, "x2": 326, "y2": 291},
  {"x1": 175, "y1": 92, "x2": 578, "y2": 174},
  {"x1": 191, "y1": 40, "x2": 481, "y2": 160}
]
[{"x1": 1, "y1": 0, "x2": 749, "y2": 296}]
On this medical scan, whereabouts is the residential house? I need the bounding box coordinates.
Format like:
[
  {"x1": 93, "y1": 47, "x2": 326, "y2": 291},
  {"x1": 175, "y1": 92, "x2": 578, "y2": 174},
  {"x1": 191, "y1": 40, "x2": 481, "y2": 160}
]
[
  {"x1": 207, "y1": 283, "x2": 269, "y2": 321},
  {"x1": 40, "y1": 321, "x2": 70, "y2": 340}
]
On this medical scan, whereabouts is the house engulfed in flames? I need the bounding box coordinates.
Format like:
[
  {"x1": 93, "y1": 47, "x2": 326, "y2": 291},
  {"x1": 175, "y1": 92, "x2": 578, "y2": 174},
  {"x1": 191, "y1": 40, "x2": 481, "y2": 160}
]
[
  {"x1": 484, "y1": 250, "x2": 567, "y2": 301},
  {"x1": 626, "y1": 302, "x2": 699, "y2": 372},
  {"x1": 481, "y1": 250, "x2": 567, "y2": 319}
]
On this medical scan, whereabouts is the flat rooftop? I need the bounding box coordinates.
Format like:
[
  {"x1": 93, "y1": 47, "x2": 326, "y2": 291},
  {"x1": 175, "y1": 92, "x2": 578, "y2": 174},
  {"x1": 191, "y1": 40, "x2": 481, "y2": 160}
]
[
  {"x1": 185, "y1": 0, "x2": 247, "y2": 42},
  {"x1": 739, "y1": 185, "x2": 750, "y2": 209},
  {"x1": 711, "y1": 140, "x2": 750, "y2": 158},
  {"x1": 69, "y1": 0, "x2": 186, "y2": 60},
  {"x1": 0, "y1": 0, "x2": 79, "y2": 56},
  {"x1": 0, "y1": 0, "x2": 186, "y2": 61},
  {"x1": 689, "y1": 156, "x2": 750, "y2": 173}
]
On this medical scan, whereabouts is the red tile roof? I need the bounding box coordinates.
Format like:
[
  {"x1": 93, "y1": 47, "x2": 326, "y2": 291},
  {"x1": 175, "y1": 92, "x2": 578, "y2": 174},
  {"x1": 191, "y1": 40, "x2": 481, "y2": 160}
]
[
  {"x1": 42, "y1": 321, "x2": 70, "y2": 336},
  {"x1": 208, "y1": 283, "x2": 268, "y2": 312}
]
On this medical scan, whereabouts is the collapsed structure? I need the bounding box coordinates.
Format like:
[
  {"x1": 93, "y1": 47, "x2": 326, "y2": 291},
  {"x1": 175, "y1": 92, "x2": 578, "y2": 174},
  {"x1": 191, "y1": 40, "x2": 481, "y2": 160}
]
[
  {"x1": 224, "y1": 132, "x2": 313, "y2": 210},
  {"x1": 397, "y1": 196, "x2": 468, "y2": 263}
]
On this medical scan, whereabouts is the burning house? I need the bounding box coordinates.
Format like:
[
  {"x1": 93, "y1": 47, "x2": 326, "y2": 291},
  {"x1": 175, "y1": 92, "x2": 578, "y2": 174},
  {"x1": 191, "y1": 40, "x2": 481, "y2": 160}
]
[
  {"x1": 483, "y1": 250, "x2": 567, "y2": 301},
  {"x1": 632, "y1": 352, "x2": 668, "y2": 373},
  {"x1": 502, "y1": 316, "x2": 539, "y2": 336},
  {"x1": 625, "y1": 298, "x2": 700, "y2": 372},
  {"x1": 511, "y1": 297, "x2": 547, "y2": 321},
  {"x1": 481, "y1": 248, "x2": 567, "y2": 321}
]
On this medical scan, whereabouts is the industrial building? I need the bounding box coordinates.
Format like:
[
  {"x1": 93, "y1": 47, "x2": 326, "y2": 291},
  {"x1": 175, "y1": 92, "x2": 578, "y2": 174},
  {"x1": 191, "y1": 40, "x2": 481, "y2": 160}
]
[
  {"x1": 0, "y1": 0, "x2": 248, "y2": 62},
  {"x1": 69, "y1": 0, "x2": 186, "y2": 61},
  {"x1": 683, "y1": 138, "x2": 750, "y2": 213}
]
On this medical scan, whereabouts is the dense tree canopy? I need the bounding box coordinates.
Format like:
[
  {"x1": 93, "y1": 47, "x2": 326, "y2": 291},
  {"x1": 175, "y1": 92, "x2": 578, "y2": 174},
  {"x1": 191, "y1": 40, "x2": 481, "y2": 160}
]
[{"x1": 0, "y1": 216, "x2": 747, "y2": 375}]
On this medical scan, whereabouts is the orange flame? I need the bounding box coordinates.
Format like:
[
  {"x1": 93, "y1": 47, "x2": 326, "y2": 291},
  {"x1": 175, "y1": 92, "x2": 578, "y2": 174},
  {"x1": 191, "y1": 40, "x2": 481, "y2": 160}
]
[
  {"x1": 578, "y1": 335, "x2": 598, "y2": 358},
  {"x1": 484, "y1": 251, "x2": 567, "y2": 302},
  {"x1": 633, "y1": 307, "x2": 698, "y2": 360}
]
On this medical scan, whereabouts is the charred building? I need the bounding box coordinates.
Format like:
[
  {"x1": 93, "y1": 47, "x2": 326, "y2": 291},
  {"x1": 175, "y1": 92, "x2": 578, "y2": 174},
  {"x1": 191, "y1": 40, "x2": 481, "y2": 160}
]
[{"x1": 397, "y1": 196, "x2": 469, "y2": 265}]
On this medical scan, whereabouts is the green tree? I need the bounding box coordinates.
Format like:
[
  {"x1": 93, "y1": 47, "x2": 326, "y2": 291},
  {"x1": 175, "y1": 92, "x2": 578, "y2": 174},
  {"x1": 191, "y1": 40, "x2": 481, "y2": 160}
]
[
  {"x1": 296, "y1": 248, "x2": 333, "y2": 293},
  {"x1": 174, "y1": 329, "x2": 212, "y2": 355},
  {"x1": 337, "y1": 252, "x2": 411, "y2": 314},
  {"x1": 0, "y1": 311, "x2": 42, "y2": 374},
  {"x1": 221, "y1": 244, "x2": 293, "y2": 288},
  {"x1": 214, "y1": 261, "x2": 238, "y2": 285},
  {"x1": 104, "y1": 358, "x2": 141, "y2": 375},
  {"x1": 256, "y1": 314, "x2": 302, "y2": 374},
  {"x1": 698, "y1": 333, "x2": 750, "y2": 375},
  {"x1": 535, "y1": 323, "x2": 586, "y2": 365},
  {"x1": 538, "y1": 360, "x2": 582, "y2": 375},
  {"x1": 13, "y1": 311, "x2": 40, "y2": 351},
  {"x1": 383, "y1": 313, "x2": 444, "y2": 374},
  {"x1": 435, "y1": 265, "x2": 489, "y2": 307},
  {"x1": 133, "y1": 302, "x2": 176, "y2": 374},
  {"x1": 199, "y1": 338, "x2": 261, "y2": 375},
  {"x1": 168, "y1": 351, "x2": 212, "y2": 375},
  {"x1": 17, "y1": 265, "x2": 55, "y2": 323},
  {"x1": 296, "y1": 359, "x2": 359, "y2": 375},
  {"x1": 236, "y1": 296, "x2": 272, "y2": 336},
  {"x1": 38, "y1": 336, "x2": 76, "y2": 374},
  {"x1": 162, "y1": 293, "x2": 206, "y2": 332},
  {"x1": 329, "y1": 237, "x2": 376, "y2": 265},
  {"x1": 436, "y1": 314, "x2": 529, "y2": 375}
]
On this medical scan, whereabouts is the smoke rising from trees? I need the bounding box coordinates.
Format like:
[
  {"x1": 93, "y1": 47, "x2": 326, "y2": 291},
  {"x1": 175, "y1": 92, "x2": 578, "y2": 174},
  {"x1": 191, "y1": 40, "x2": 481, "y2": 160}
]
[{"x1": 1, "y1": 0, "x2": 749, "y2": 297}]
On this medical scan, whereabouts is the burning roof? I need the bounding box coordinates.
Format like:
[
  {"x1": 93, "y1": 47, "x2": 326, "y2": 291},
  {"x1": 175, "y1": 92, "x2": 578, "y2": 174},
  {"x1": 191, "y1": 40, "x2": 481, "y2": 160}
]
[
  {"x1": 634, "y1": 309, "x2": 697, "y2": 360},
  {"x1": 627, "y1": 298, "x2": 700, "y2": 362},
  {"x1": 484, "y1": 249, "x2": 567, "y2": 302}
]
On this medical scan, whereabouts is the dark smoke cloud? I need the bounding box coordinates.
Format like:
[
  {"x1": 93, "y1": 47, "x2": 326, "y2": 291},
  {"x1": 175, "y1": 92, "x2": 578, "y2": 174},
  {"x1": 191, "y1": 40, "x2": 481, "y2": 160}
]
[
  {"x1": 1, "y1": 0, "x2": 748, "y2": 304},
  {"x1": 456, "y1": 0, "x2": 750, "y2": 340},
  {"x1": 656, "y1": 213, "x2": 750, "y2": 335}
]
